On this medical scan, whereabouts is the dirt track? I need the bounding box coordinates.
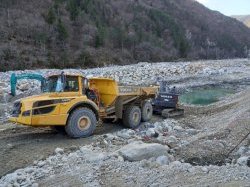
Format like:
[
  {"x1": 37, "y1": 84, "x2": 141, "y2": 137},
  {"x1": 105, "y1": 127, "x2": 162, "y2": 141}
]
[
  {"x1": 0, "y1": 115, "x2": 163, "y2": 177},
  {"x1": 0, "y1": 123, "x2": 123, "y2": 177},
  {"x1": 178, "y1": 88, "x2": 250, "y2": 165}
]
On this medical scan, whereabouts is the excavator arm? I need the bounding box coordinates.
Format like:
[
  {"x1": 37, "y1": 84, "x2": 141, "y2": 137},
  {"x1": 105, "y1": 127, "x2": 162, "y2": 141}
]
[{"x1": 10, "y1": 73, "x2": 46, "y2": 96}]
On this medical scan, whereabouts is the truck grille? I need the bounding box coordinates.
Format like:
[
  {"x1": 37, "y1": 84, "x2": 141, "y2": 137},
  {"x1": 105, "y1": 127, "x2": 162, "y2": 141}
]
[{"x1": 12, "y1": 101, "x2": 22, "y2": 117}]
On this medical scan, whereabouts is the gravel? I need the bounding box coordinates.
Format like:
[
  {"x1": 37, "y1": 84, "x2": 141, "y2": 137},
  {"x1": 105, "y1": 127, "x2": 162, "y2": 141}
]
[{"x1": 1, "y1": 117, "x2": 249, "y2": 186}]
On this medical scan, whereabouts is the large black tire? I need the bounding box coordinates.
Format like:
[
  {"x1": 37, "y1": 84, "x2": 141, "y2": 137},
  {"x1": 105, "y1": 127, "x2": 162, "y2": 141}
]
[
  {"x1": 65, "y1": 108, "x2": 97, "y2": 138},
  {"x1": 123, "y1": 106, "x2": 141, "y2": 129},
  {"x1": 141, "y1": 101, "x2": 153, "y2": 122}
]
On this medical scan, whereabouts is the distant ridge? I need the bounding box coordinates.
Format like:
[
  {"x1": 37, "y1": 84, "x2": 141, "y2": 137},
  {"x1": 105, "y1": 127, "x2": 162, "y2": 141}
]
[{"x1": 232, "y1": 15, "x2": 250, "y2": 28}]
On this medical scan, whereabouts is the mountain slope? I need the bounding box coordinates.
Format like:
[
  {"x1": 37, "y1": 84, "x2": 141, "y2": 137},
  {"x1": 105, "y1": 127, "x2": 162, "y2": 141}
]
[
  {"x1": 232, "y1": 15, "x2": 250, "y2": 28},
  {"x1": 0, "y1": 0, "x2": 250, "y2": 71}
]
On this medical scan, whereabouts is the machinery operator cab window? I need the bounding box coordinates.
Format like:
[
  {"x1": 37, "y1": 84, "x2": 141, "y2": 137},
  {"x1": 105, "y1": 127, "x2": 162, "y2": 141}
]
[
  {"x1": 64, "y1": 76, "x2": 79, "y2": 92},
  {"x1": 44, "y1": 74, "x2": 79, "y2": 93},
  {"x1": 55, "y1": 76, "x2": 79, "y2": 92}
]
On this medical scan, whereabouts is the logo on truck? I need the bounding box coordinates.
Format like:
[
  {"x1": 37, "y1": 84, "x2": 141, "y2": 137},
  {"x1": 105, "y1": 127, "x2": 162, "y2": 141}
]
[{"x1": 119, "y1": 87, "x2": 138, "y2": 93}]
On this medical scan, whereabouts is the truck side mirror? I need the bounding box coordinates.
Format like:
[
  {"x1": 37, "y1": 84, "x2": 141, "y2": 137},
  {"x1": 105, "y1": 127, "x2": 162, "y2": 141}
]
[{"x1": 84, "y1": 78, "x2": 89, "y2": 89}]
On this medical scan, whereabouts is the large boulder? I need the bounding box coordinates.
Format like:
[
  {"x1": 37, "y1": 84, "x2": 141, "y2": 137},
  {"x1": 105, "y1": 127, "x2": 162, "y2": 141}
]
[
  {"x1": 17, "y1": 82, "x2": 30, "y2": 91},
  {"x1": 237, "y1": 156, "x2": 250, "y2": 166},
  {"x1": 118, "y1": 141, "x2": 169, "y2": 162}
]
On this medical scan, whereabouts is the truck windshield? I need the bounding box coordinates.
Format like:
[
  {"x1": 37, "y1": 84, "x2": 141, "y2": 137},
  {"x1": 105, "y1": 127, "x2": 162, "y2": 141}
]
[
  {"x1": 43, "y1": 76, "x2": 79, "y2": 93},
  {"x1": 43, "y1": 76, "x2": 60, "y2": 92}
]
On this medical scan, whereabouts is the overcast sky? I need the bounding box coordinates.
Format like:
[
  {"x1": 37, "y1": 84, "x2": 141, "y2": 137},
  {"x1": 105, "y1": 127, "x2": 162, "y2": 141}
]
[{"x1": 196, "y1": 0, "x2": 250, "y2": 16}]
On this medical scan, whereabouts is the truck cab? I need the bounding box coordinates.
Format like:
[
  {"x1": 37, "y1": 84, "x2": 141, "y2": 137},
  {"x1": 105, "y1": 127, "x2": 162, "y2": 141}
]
[{"x1": 10, "y1": 74, "x2": 98, "y2": 126}]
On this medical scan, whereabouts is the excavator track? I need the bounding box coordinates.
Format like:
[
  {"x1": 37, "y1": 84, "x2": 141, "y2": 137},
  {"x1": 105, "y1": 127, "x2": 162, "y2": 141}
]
[{"x1": 161, "y1": 108, "x2": 184, "y2": 118}]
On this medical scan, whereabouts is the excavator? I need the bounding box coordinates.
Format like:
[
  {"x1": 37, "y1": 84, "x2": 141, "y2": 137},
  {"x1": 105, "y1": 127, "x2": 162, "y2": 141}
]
[{"x1": 152, "y1": 80, "x2": 184, "y2": 118}]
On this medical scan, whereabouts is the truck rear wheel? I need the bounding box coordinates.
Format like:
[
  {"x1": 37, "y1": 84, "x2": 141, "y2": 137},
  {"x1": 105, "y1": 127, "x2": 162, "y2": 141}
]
[
  {"x1": 65, "y1": 108, "x2": 97, "y2": 138},
  {"x1": 123, "y1": 106, "x2": 141, "y2": 129},
  {"x1": 141, "y1": 101, "x2": 153, "y2": 122}
]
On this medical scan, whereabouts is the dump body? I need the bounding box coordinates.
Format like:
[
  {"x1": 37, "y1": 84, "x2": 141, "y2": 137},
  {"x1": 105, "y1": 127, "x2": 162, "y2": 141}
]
[
  {"x1": 89, "y1": 78, "x2": 158, "y2": 119},
  {"x1": 89, "y1": 78, "x2": 158, "y2": 107}
]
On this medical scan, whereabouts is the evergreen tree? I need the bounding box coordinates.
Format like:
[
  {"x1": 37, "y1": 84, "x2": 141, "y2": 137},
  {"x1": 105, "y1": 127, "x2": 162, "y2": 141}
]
[
  {"x1": 46, "y1": 7, "x2": 56, "y2": 25},
  {"x1": 57, "y1": 19, "x2": 69, "y2": 41}
]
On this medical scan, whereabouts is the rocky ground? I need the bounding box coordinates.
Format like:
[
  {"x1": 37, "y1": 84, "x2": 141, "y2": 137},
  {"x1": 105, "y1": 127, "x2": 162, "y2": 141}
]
[{"x1": 0, "y1": 59, "x2": 250, "y2": 187}]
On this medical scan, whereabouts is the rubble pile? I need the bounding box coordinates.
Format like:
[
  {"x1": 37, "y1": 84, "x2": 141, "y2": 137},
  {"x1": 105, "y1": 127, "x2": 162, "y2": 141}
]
[{"x1": 0, "y1": 119, "x2": 249, "y2": 186}]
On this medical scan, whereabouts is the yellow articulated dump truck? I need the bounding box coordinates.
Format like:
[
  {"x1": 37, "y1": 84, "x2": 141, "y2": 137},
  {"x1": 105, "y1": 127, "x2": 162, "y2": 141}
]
[{"x1": 9, "y1": 73, "x2": 158, "y2": 138}]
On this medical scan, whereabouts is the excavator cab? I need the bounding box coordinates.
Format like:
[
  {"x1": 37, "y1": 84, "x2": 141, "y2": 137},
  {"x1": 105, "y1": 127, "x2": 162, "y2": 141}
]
[{"x1": 152, "y1": 80, "x2": 184, "y2": 118}]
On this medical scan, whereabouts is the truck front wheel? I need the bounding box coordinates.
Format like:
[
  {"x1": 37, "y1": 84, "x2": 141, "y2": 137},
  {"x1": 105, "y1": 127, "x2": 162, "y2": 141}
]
[
  {"x1": 65, "y1": 108, "x2": 97, "y2": 138},
  {"x1": 123, "y1": 106, "x2": 141, "y2": 129},
  {"x1": 141, "y1": 101, "x2": 153, "y2": 122}
]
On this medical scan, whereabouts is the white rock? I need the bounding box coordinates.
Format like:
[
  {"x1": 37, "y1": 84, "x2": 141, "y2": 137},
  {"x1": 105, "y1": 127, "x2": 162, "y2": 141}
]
[
  {"x1": 154, "y1": 122, "x2": 162, "y2": 128},
  {"x1": 87, "y1": 153, "x2": 106, "y2": 162},
  {"x1": 173, "y1": 125, "x2": 184, "y2": 131},
  {"x1": 201, "y1": 167, "x2": 208, "y2": 173},
  {"x1": 118, "y1": 141, "x2": 169, "y2": 162},
  {"x1": 151, "y1": 183, "x2": 160, "y2": 187},
  {"x1": 181, "y1": 163, "x2": 193, "y2": 172},
  {"x1": 55, "y1": 148, "x2": 64, "y2": 154},
  {"x1": 117, "y1": 130, "x2": 132, "y2": 139},
  {"x1": 161, "y1": 123, "x2": 172, "y2": 132},
  {"x1": 146, "y1": 128, "x2": 156, "y2": 137},
  {"x1": 24, "y1": 167, "x2": 34, "y2": 174},
  {"x1": 154, "y1": 125, "x2": 164, "y2": 134},
  {"x1": 13, "y1": 182, "x2": 20, "y2": 187},
  {"x1": 67, "y1": 152, "x2": 78, "y2": 160},
  {"x1": 80, "y1": 147, "x2": 93, "y2": 154},
  {"x1": 32, "y1": 183, "x2": 39, "y2": 187},
  {"x1": 188, "y1": 167, "x2": 195, "y2": 173},
  {"x1": 156, "y1": 155, "x2": 170, "y2": 165},
  {"x1": 17, "y1": 83, "x2": 30, "y2": 91},
  {"x1": 186, "y1": 129, "x2": 198, "y2": 135},
  {"x1": 156, "y1": 135, "x2": 165, "y2": 143},
  {"x1": 127, "y1": 129, "x2": 136, "y2": 136},
  {"x1": 117, "y1": 156, "x2": 124, "y2": 162},
  {"x1": 166, "y1": 136, "x2": 178, "y2": 147},
  {"x1": 171, "y1": 161, "x2": 182, "y2": 166},
  {"x1": 237, "y1": 156, "x2": 249, "y2": 166},
  {"x1": 104, "y1": 134, "x2": 116, "y2": 141},
  {"x1": 37, "y1": 161, "x2": 46, "y2": 167}
]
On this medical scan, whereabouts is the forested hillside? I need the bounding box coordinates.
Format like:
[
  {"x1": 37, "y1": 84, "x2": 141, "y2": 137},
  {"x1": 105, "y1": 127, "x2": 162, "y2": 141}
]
[{"x1": 1, "y1": 0, "x2": 250, "y2": 71}]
